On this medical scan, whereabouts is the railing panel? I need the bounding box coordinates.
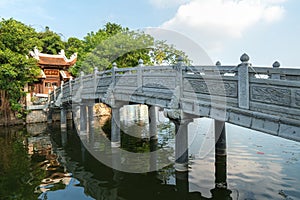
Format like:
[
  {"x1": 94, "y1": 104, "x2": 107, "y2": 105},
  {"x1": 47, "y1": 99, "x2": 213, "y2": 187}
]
[{"x1": 250, "y1": 78, "x2": 300, "y2": 110}]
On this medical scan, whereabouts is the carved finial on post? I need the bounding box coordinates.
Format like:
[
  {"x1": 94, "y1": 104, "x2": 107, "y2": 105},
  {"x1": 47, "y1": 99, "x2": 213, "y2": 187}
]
[
  {"x1": 174, "y1": 56, "x2": 184, "y2": 71},
  {"x1": 273, "y1": 61, "x2": 280, "y2": 68},
  {"x1": 271, "y1": 61, "x2": 281, "y2": 79},
  {"x1": 112, "y1": 62, "x2": 118, "y2": 87},
  {"x1": 138, "y1": 59, "x2": 144, "y2": 66},
  {"x1": 177, "y1": 56, "x2": 184, "y2": 65},
  {"x1": 94, "y1": 67, "x2": 98, "y2": 73},
  {"x1": 216, "y1": 61, "x2": 221, "y2": 66},
  {"x1": 112, "y1": 62, "x2": 118, "y2": 69},
  {"x1": 137, "y1": 59, "x2": 143, "y2": 91},
  {"x1": 240, "y1": 53, "x2": 250, "y2": 64}
]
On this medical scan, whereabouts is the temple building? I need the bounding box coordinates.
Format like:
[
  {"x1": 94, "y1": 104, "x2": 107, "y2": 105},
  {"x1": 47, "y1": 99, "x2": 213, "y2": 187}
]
[{"x1": 29, "y1": 47, "x2": 77, "y2": 96}]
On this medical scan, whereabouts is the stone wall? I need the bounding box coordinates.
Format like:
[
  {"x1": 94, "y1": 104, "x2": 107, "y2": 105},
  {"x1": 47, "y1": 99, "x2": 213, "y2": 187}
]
[
  {"x1": 26, "y1": 109, "x2": 72, "y2": 124},
  {"x1": 26, "y1": 110, "x2": 48, "y2": 124},
  {"x1": 25, "y1": 103, "x2": 110, "y2": 125}
]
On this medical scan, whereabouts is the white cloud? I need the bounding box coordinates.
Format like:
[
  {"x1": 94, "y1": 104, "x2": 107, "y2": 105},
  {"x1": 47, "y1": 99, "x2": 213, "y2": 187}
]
[
  {"x1": 161, "y1": 0, "x2": 286, "y2": 53},
  {"x1": 149, "y1": 0, "x2": 191, "y2": 9}
]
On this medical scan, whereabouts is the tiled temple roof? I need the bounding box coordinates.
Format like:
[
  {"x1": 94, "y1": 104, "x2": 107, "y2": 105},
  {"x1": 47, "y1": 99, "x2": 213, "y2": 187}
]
[{"x1": 30, "y1": 47, "x2": 77, "y2": 67}]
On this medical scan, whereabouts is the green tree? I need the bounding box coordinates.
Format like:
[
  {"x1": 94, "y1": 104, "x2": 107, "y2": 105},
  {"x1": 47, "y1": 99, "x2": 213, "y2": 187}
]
[
  {"x1": 80, "y1": 30, "x2": 154, "y2": 73},
  {"x1": 65, "y1": 37, "x2": 85, "y2": 76},
  {"x1": 37, "y1": 26, "x2": 65, "y2": 55},
  {"x1": 75, "y1": 22, "x2": 190, "y2": 74},
  {"x1": 151, "y1": 40, "x2": 190, "y2": 65},
  {"x1": 0, "y1": 18, "x2": 40, "y2": 122}
]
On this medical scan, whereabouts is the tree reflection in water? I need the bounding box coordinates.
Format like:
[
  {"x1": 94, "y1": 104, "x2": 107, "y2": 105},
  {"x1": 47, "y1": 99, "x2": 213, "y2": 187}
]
[{"x1": 0, "y1": 105, "x2": 235, "y2": 200}]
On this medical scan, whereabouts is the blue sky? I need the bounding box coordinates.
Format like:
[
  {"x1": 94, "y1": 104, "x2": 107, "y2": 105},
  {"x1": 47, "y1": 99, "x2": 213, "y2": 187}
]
[{"x1": 0, "y1": 0, "x2": 299, "y2": 67}]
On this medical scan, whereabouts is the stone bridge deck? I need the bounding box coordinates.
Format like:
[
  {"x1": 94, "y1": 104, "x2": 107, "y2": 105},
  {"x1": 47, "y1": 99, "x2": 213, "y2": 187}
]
[{"x1": 50, "y1": 54, "x2": 300, "y2": 142}]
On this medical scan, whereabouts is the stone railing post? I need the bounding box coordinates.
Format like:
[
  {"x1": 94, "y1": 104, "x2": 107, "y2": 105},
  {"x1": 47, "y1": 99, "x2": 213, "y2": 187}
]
[
  {"x1": 112, "y1": 62, "x2": 117, "y2": 87},
  {"x1": 175, "y1": 56, "x2": 184, "y2": 101},
  {"x1": 238, "y1": 53, "x2": 250, "y2": 109},
  {"x1": 53, "y1": 86, "x2": 56, "y2": 101},
  {"x1": 69, "y1": 78, "x2": 72, "y2": 100},
  {"x1": 80, "y1": 71, "x2": 84, "y2": 87},
  {"x1": 94, "y1": 67, "x2": 98, "y2": 93},
  {"x1": 271, "y1": 61, "x2": 281, "y2": 80},
  {"x1": 61, "y1": 81, "x2": 64, "y2": 100},
  {"x1": 138, "y1": 59, "x2": 143, "y2": 92}
]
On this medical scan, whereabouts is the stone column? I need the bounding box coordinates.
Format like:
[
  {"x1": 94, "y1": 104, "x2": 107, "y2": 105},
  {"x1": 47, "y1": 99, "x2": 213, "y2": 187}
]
[
  {"x1": 61, "y1": 127, "x2": 67, "y2": 146},
  {"x1": 210, "y1": 147, "x2": 232, "y2": 199},
  {"x1": 165, "y1": 109, "x2": 192, "y2": 172},
  {"x1": 87, "y1": 105, "x2": 94, "y2": 136},
  {"x1": 60, "y1": 107, "x2": 67, "y2": 130},
  {"x1": 111, "y1": 106, "x2": 121, "y2": 148},
  {"x1": 210, "y1": 119, "x2": 232, "y2": 198},
  {"x1": 148, "y1": 105, "x2": 158, "y2": 141},
  {"x1": 80, "y1": 104, "x2": 87, "y2": 135},
  {"x1": 173, "y1": 119, "x2": 192, "y2": 172},
  {"x1": 149, "y1": 106, "x2": 158, "y2": 171},
  {"x1": 214, "y1": 120, "x2": 226, "y2": 156},
  {"x1": 47, "y1": 109, "x2": 53, "y2": 124}
]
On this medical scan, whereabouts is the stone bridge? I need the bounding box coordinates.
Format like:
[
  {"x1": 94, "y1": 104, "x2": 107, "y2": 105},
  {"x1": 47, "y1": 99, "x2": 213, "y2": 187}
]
[
  {"x1": 50, "y1": 53, "x2": 300, "y2": 142},
  {"x1": 49, "y1": 53, "x2": 300, "y2": 172}
]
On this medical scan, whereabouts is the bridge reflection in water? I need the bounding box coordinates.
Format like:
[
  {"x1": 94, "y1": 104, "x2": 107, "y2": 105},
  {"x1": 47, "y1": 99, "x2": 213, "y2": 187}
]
[
  {"x1": 19, "y1": 105, "x2": 300, "y2": 200},
  {"x1": 43, "y1": 104, "x2": 236, "y2": 200}
]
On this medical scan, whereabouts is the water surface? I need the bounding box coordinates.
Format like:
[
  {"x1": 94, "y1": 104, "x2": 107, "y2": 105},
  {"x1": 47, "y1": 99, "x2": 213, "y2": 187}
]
[{"x1": 0, "y1": 108, "x2": 299, "y2": 200}]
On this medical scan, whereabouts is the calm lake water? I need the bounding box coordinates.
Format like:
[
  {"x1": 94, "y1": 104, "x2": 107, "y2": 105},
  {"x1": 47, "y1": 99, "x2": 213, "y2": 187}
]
[{"x1": 0, "y1": 105, "x2": 299, "y2": 200}]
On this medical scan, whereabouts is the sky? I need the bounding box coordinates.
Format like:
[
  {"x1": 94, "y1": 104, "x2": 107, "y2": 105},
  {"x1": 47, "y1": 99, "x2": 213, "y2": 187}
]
[{"x1": 0, "y1": 0, "x2": 299, "y2": 67}]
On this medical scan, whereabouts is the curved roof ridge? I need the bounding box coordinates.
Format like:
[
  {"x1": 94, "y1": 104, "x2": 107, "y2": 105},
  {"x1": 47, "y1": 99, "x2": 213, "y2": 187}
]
[{"x1": 30, "y1": 47, "x2": 77, "y2": 66}]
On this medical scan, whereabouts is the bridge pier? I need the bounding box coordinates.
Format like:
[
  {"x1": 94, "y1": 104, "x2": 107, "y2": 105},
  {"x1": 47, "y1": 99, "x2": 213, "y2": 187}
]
[
  {"x1": 61, "y1": 128, "x2": 67, "y2": 146},
  {"x1": 210, "y1": 119, "x2": 232, "y2": 197},
  {"x1": 60, "y1": 107, "x2": 67, "y2": 130},
  {"x1": 148, "y1": 105, "x2": 158, "y2": 171},
  {"x1": 47, "y1": 109, "x2": 53, "y2": 124},
  {"x1": 214, "y1": 120, "x2": 226, "y2": 156},
  {"x1": 211, "y1": 139, "x2": 232, "y2": 198},
  {"x1": 111, "y1": 106, "x2": 121, "y2": 148},
  {"x1": 148, "y1": 106, "x2": 158, "y2": 141},
  {"x1": 88, "y1": 105, "x2": 94, "y2": 137},
  {"x1": 164, "y1": 109, "x2": 193, "y2": 172},
  {"x1": 174, "y1": 119, "x2": 192, "y2": 172},
  {"x1": 80, "y1": 105, "x2": 87, "y2": 135}
]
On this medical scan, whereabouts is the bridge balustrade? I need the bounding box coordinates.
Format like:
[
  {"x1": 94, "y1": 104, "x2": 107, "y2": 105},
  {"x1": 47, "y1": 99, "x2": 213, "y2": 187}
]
[{"x1": 49, "y1": 53, "x2": 300, "y2": 142}]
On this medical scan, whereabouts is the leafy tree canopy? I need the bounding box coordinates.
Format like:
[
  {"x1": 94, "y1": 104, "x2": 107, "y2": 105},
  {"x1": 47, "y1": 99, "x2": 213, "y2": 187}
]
[
  {"x1": 37, "y1": 26, "x2": 65, "y2": 54},
  {"x1": 74, "y1": 23, "x2": 191, "y2": 74},
  {"x1": 0, "y1": 18, "x2": 40, "y2": 115}
]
